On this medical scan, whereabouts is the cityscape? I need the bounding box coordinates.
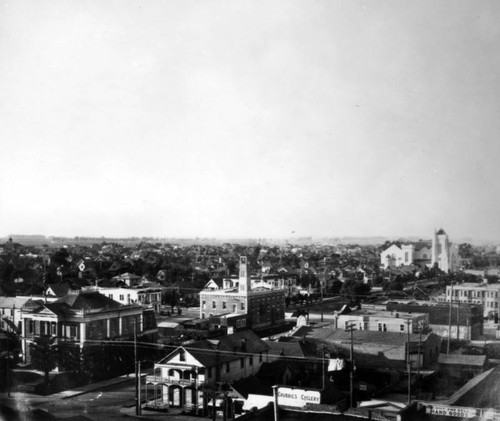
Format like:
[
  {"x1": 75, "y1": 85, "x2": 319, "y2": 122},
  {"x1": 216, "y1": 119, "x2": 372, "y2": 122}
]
[
  {"x1": 0, "y1": 230, "x2": 500, "y2": 420},
  {"x1": 2, "y1": 0, "x2": 500, "y2": 420}
]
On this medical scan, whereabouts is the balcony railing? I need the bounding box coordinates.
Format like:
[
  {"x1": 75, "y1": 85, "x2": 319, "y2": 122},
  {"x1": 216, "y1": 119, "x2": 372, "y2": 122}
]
[{"x1": 145, "y1": 375, "x2": 197, "y2": 386}]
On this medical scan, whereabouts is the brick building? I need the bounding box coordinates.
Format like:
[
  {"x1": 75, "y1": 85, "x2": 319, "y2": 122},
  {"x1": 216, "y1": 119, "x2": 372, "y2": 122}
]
[
  {"x1": 386, "y1": 301, "x2": 484, "y2": 340},
  {"x1": 199, "y1": 256, "x2": 285, "y2": 331}
]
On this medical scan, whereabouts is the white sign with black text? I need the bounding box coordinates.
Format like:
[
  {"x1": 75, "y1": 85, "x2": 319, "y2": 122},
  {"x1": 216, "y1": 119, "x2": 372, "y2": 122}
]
[{"x1": 277, "y1": 387, "x2": 321, "y2": 408}]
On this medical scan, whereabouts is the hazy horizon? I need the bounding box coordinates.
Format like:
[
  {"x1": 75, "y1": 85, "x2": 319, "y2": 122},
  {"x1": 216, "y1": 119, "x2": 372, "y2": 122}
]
[{"x1": 2, "y1": 1, "x2": 500, "y2": 241}]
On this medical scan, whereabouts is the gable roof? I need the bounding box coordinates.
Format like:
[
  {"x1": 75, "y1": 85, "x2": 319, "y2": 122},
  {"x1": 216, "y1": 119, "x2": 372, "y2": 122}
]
[
  {"x1": 46, "y1": 283, "x2": 71, "y2": 297},
  {"x1": 264, "y1": 340, "x2": 305, "y2": 359},
  {"x1": 158, "y1": 330, "x2": 270, "y2": 368}
]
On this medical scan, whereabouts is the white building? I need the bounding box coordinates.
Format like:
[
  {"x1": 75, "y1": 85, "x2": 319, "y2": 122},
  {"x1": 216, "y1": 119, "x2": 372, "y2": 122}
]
[
  {"x1": 144, "y1": 330, "x2": 269, "y2": 413},
  {"x1": 335, "y1": 309, "x2": 429, "y2": 333},
  {"x1": 445, "y1": 282, "x2": 500, "y2": 319},
  {"x1": 83, "y1": 285, "x2": 165, "y2": 313},
  {"x1": 431, "y1": 228, "x2": 459, "y2": 273},
  {"x1": 380, "y1": 242, "x2": 432, "y2": 269},
  {"x1": 380, "y1": 228, "x2": 458, "y2": 272}
]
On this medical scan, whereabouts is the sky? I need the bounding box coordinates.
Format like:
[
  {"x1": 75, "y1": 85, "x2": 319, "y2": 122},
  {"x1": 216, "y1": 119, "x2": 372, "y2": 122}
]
[{"x1": 1, "y1": 0, "x2": 500, "y2": 241}]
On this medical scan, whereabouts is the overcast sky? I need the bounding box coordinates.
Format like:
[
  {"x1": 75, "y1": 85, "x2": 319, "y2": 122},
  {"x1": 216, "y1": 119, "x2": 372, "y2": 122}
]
[{"x1": 1, "y1": 1, "x2": 500, "y2": 241}]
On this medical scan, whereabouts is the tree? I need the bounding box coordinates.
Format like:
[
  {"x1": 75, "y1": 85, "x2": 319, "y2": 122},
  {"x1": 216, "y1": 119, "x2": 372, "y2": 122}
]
[
  {"x1": 340, "y1": 279, "x2": 371, "y2": 304},
  {"x1": 30, "y1": 337, "x2": 57, "y2": 385}
]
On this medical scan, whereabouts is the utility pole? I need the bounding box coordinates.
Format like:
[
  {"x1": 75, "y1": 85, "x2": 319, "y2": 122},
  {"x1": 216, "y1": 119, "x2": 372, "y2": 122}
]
[
  {"x1": 406, "y1": 318, "x2": 412, "y2": 405},
  {"x1": 417, "y1": 322, "x2": 422, "y2": 377},
  {"x1": 447, "y1": 282, "x2": 453, "y2": 354},
  {"x1": 456, "y1": 299, "x2": 460, "y2": 341},
  {"x1": 135, "y1": 319, "x2": 141, "y2": 415},
  {"x1": 272, "y1": 385, "x2": 279, "y2": 421},
  {"x1": 320, "y1": 278, "x2": 324, "y2": 323},
  {"x1": 346, "y1": 321, "x2": 356, "y2": 409}
]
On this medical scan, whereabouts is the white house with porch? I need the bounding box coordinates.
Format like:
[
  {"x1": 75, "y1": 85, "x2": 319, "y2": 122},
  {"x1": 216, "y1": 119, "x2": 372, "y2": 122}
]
[{"x1": 144, "y1": 330, "x2": 269, "y2": 414}]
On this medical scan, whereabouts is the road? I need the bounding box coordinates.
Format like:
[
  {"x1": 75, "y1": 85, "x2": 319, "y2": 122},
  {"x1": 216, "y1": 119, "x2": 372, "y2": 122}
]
[{"x1": 39, "y1": 380, "x2": 137, "y2": 420}]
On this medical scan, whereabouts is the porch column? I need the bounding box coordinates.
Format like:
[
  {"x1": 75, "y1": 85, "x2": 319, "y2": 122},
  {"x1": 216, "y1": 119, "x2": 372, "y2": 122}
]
[
  {"x1": 107, "y1": 319, "x2": 110, "y2": 338},
  {"x1": 79, "y1": 322, "x2": 86, "y2": 346}
]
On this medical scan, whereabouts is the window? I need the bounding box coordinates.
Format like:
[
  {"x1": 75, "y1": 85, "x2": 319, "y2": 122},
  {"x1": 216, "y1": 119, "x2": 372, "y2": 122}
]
[
  {"x1": 240, "y1": 358, "x2": 244, "y2": 368},
  {"x1": 400, "y1": 324, "x2": 405, "y2": 332},
  {"x1": 179, "y1": 350, "x2": 186, "y2": 361},
  {"x1": 119, "y1": 294, "x2": 124, "y2": 301},
  {"x1": 378, "y1": 323, "x2": 387, "y2": 332},
  {"x1": 223, "y1": 301, "x2": 227, "y2": 310},
  {"x1": 241, "y1": 302, "x2": 245, "y2": 311},
  {"x1": 233, "y1": 304, "x2": 237, "y2": 313},
  {"x1": 202, "y1": 300, "x2": 206, "y2": 309},
  {"x1": 212, "y1": 301, "x2": 216, "y2": 309}
]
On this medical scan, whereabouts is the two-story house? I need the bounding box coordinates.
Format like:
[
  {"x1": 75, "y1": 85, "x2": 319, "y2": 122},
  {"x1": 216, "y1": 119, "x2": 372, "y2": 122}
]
[{"x1": 144, "y1": 329, "x2": 269, "y2": 413}]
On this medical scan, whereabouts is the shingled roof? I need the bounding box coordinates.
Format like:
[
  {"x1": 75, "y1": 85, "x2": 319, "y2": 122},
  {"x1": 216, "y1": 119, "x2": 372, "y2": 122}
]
[
  {"x1": 55, "y1": 291, "x2": 122, "y2": 310},
  {"x1": 159, "y1": 330, "x2": 270, "y2": 367}
]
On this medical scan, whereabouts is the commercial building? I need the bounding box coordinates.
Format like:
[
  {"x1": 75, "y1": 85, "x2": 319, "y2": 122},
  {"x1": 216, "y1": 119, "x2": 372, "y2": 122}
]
[
  {"x1": 444, "y1": 282, "x2": 500, "y2": 319},
  {"x1": 335, "y1": 309, "x2": 429, "y2": 334},
  {"x1": 199, "y1": 256, "x2": 285, "y2": 330},
  {"x1": 290, "y1": 326, "x2": 442, "y2": 371},
  {"x1": 386, "y1": 301, "x2": 484, "y2": 340}
]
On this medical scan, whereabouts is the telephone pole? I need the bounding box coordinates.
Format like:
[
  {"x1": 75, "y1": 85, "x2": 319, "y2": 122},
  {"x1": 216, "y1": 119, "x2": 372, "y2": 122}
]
[
  {"x1": 135, "y1": 319, "x2": 141, "y2": 415},
  {"x1": 346, "y1": 321, "x2": 356, "y2": 409},
  {"x1": 447, "y1": 282, "x2": 454, "y2": 354},
  {"x1": 406, "y1": 318, "x2": 412, "y2": 405}
]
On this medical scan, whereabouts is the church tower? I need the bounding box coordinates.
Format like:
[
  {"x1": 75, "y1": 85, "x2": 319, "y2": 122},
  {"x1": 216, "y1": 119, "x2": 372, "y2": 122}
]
[
  {"x1": 238, "y1": 256, "x2": 251, "y2": 294},
  {"x1": 432, "y1": 228, "x2": 450, "y2": 272}
]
